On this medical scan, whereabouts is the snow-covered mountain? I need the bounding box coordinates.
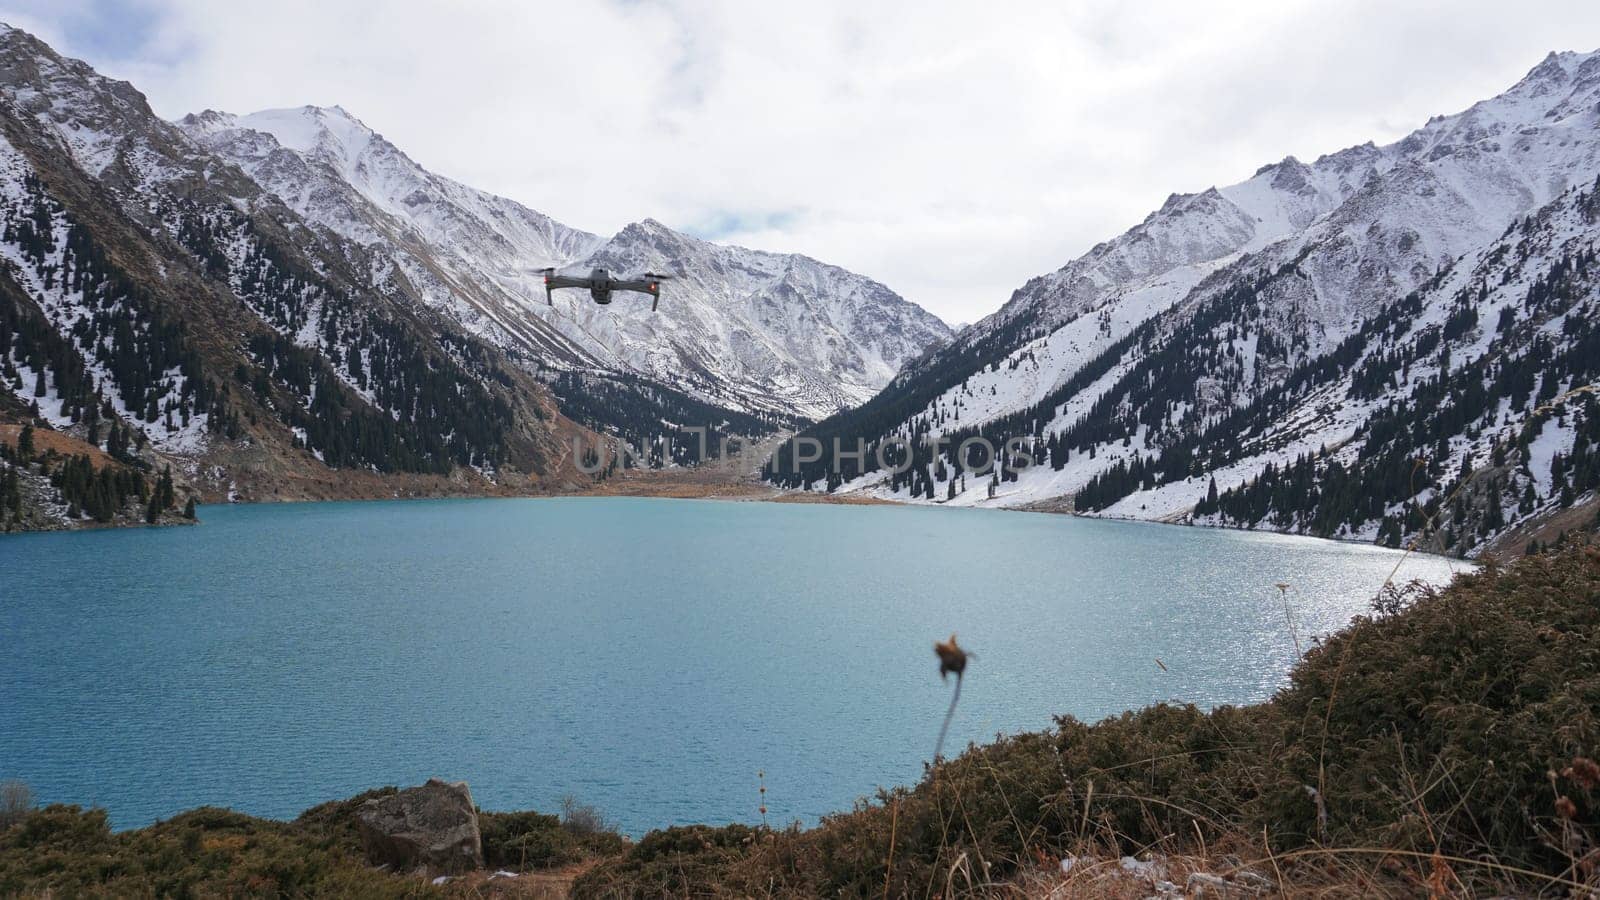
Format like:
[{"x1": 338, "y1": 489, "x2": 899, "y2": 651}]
[
  {"x1": 178, "y1": 106, "x2": 951, "y2": 419},
  {"x1": 575, "y1": 217, "x2": 951, "y2": 416},
  {"x1": 0, "y1": 22, "x2": 599, "y2": 516},
  {"x1": 779, "y1": 48, "x2": 1600, "y2": 558},
  {"x1": 0, "y1": 21, "x2": 952, "y2": 529},
  {"x1": 176, "y1": 106, "x2": 605, "y2": 368}
]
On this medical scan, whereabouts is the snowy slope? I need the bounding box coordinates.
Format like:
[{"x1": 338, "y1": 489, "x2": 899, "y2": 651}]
[
  {"x1": 179, "y1": 106, "x2": 952, "y2": 419},
  {"x1": 796, "y1": 47, "x2": 1600, "y2": 557},
  {"x1": 179, "y1": 106, "x2": 604, "y2": 368},
  {"x1": 573, "y1": 219, "x2": 952, "y2": 417},
  {"x1": 0, "y1": 23, "x2": 583, "y2": 501},
  {"x1": 960, "y1": 49, "x2": 1598, "y2": 368}
]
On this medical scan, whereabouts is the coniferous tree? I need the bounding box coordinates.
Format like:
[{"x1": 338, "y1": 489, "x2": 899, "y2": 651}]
[{"x1": 157, "y1": 466, "x2": 175, "y2": 511}]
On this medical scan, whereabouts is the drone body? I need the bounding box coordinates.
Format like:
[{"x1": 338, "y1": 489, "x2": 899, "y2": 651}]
[{"x1": 539, "y1": 267, "x2": 672, "y2": 311}]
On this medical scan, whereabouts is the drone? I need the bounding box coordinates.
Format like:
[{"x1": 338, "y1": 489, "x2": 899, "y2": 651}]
[{"x1": 537, "y1": 267, "x2": 673, "y2": 311}]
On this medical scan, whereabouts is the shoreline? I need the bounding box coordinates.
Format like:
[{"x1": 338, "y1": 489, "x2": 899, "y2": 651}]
[
  {"x1": 592, "y1": 472, "x2": 1474, "y2": 563},
  {"x1": 1, "y1": 467, "x2": 1476, "y2": 563}
]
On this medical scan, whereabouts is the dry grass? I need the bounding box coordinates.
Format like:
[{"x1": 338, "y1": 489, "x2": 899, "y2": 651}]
[
  {"x1": 0, "y1": 424, "x2": 117, "y2": 469},
  {"x1": 428, "y1": 861, "x2": 600, "y2": 898},
  {"x1": 0, "y1": 782, "x2": 30, "y2": 832}
]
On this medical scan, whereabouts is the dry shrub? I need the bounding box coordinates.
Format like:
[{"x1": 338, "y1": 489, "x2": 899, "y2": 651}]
[
  {"x1": 480, "y1": 804, "x2": 627, "y2": 870},
  {"x1": 560, "y1": 795, "x2": 612, "y2": 836},
  {"x1": 0, "y1": 781, "x2": 31, "y2": 830},
  {"x1": 1, "y1": 790, "x2": 625, "y2": 897}
]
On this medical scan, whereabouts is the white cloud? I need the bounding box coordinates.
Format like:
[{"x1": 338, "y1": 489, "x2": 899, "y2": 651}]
[{"x1": 5, "y1": 0, "x2": 1600, "y2": 324}]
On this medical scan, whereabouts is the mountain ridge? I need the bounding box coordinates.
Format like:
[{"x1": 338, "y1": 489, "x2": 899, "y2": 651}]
[
  {"x1": 177, "y1": 104, "x2": 951, "y2": 420},
  {"x1": 775, "y1": 46, "x2": 1600, "y2": 559},
  {"x1": 0, "y1": 22, "x2": 952, "y2": 530},
  {"x1": 0, "y1": 22, "x2": 607, "y2": 529}
]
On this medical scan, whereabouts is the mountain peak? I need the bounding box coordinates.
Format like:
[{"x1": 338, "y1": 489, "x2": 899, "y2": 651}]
[
  {"x1": 298, "y1": 103, "x2": 369, "y2": 130},
  {"x1": 613, "y1": 217, "x2": 696, "y2": 249},
  {"x1": 229, "y1": 105, "x2": 379, "y2": 158},
  {"x1": 1511, "y1": 47, "x2": 1600, "y2": 96},
  {"x1": 1522, "y1": 49, "x2": 1574, "y2": 87},
  {"x1": 176, "y1": 108, "x2": 236, "y2": 134},
  {"x1": 0, "y1": 20, "x2": 35, "y2": 47}
]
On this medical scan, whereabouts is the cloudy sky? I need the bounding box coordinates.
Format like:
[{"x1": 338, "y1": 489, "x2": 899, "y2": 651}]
[{"x1": 4, "y1": 1, "x2": 1599, "y2": 324}]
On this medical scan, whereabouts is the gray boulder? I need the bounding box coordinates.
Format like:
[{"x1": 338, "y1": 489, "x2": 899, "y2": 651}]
[{"x1": 356, "y1": 778, "x2": 483, "y2": 873}]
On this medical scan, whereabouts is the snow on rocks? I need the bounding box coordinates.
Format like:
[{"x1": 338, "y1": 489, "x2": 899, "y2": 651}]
[
  {"x1": 179, "y1": 107, "x2": 951, "y2": 420},
  {"x1": 819, "y1": 48, "x2": 1600, "y2": 557}
]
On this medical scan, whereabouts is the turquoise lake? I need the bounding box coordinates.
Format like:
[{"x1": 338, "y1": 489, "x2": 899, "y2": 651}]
[{"x1": 0, "y1": 497, "x2": 1467, "y2": 834}]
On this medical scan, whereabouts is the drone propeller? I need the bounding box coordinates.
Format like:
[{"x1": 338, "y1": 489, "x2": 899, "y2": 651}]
[
  {"x1": 640, "y1": 273, "x2": 672, "y2": 312},
  {"x1": 537, "y1": 266, "x2": 555, "y2": 305}
]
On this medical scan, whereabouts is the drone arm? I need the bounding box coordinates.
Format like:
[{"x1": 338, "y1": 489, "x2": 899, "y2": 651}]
[
  {"x1": 612, "y1": 278, "x2": 666, "y2": 312},
  {"x1": 541, "y1": 273, "x2": 592, "y2": 305}
]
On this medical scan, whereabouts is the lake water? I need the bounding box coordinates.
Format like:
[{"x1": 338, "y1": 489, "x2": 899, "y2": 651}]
[{"x1": 0, "y1": 497, "x2": 1466, "y2": 834}]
